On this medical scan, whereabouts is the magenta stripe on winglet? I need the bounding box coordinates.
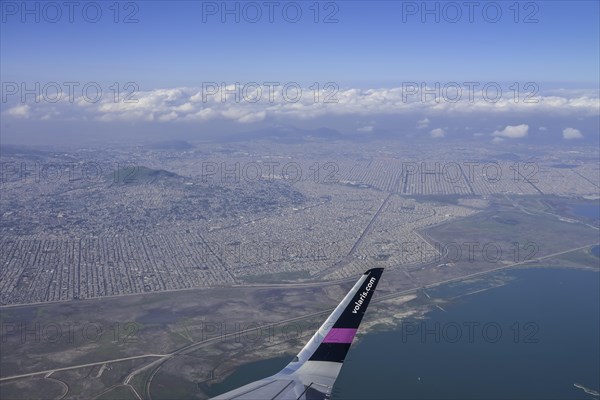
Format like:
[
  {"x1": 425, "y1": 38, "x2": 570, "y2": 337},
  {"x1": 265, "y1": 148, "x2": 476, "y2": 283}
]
[{"x1": 323, "y1": 328, "x2": 357, "y2": 343}]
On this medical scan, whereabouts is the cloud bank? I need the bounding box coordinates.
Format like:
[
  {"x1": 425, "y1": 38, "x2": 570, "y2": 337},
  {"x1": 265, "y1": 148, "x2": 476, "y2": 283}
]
[
  {"x1": 3, "y1": 85, "x2": 599, "y2": 125},
  {"x1": 562, "y1": 127, "x2": 583, "y2": 139},
  {"x1": 492, "y1": 124, "x2": 529, "y2": 139}
]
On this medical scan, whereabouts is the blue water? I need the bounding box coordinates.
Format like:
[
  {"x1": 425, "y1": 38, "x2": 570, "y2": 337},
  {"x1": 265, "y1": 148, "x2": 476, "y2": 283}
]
[
  {"x1": 209, "y1": 268, "x2": 600, "y2": 399},
  {"x1": 570, "y1": 203, "x2": 600, "y2": 220},
  {"x1": 333, "y1": 268, "x2": 600, "y2": 399}
]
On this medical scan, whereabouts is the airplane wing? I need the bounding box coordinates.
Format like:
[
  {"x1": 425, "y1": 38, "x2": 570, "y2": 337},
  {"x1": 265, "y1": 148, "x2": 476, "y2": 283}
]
[{"x1": 210, "y1": 268, "x2": 384, "y2": 400}]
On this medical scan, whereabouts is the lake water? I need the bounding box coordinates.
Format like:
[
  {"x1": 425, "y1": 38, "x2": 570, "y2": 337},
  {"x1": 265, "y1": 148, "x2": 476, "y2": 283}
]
[
  {"x1": 333, "y1": 268, "x2": 599, "y2": 399},
  {"x1": 569, "y1": 202, "x2": 600, "y2": 220},
  {"x1": 209, "y1": 268, "x2": 600, "y2": 399}
]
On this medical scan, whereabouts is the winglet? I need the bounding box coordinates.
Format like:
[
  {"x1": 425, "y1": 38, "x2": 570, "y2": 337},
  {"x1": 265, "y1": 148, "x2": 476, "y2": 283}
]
[
  {"x1": 210, "y1": 269, "x2": 384, "y2": 399},
  {"x1": 300, "y1": 268, "x2": 383, "y2": 363}
]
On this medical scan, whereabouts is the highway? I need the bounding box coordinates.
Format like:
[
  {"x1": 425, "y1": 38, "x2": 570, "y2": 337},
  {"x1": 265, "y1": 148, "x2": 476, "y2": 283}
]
[{"x1": 0, "y1": 354, "x2": 167, "y2": 382}]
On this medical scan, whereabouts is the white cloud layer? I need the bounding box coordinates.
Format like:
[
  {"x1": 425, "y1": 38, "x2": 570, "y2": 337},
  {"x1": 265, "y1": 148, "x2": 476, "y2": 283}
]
[
  {"x1": 357, "y1": 126, "x2": 374, "y2": 132},
  {"x1": 6, "y1": 104, "x2": 30, "y2": 118},
  {"x1": 417, "y1": 117, "x2": 430, "y2": 128},
  {"x1": 2, "y1": 85, "x2": 599, "y2": 123},
  {"x1": 492, "y1": 124, "x2": 529, "y2": 139},
  {"x1": 430, "y1": 128, "x2": 445, "y2": 138},
  {"x1": 562, "y1": 127, "x2": 583, "y2": 139}
]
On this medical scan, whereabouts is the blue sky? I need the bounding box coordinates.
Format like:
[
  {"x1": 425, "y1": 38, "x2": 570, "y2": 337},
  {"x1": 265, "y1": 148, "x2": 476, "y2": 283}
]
[
  {"x1": 1, "y1": 1, "x2": 598, "y2": 146},
  {"x1": 2, "y1": 1, "x2": 599, "y2": 88}
]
